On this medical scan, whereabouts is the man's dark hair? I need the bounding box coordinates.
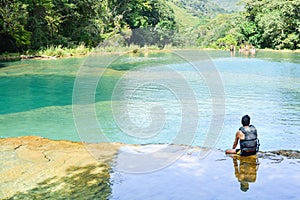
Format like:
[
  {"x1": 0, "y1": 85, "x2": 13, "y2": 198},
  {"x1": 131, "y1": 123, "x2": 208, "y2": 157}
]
[{"x1": 241, "y1": 115, "x2": 250, "y2": 126}]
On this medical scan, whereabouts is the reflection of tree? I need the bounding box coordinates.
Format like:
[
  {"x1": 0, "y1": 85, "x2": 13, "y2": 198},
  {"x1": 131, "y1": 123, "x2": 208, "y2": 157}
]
[
  {"x1": 232, "y1": 155, "x2": 259, "y2": 192},
  {"x1": 9, "y1": 164, "x2": 111, "y2": 199}
]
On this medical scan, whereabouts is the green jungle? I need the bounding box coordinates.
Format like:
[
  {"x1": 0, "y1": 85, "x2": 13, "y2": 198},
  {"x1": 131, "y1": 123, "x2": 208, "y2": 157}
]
[{"x1": 0, "y1": 0, "x2": 299, "y2": 56}]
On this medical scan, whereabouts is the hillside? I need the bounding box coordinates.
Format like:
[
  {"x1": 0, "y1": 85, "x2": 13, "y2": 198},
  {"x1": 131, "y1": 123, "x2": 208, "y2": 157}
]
[
  {"x1": 167, "y1": 0, "x2": 226, "y2": 18},
  {"x1": 166, "y1": 1, "x2": 202, "y2": 30},
  {"x1": 213, "y1": 0, "x2": 243, "y2": 12},
  {"x1": 167, "y1": 0, "x2": 242, "y2": 19},
  {"x1": 166, "y1": 0, "x2": 243, "y2": 31}
]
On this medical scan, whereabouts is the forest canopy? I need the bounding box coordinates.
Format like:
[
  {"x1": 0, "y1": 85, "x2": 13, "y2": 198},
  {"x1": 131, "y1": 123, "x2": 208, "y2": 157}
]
[
  {"x1": 0, "y1": 0, "x2": 176, "y2": 53},
  {"x1": 195, "y1": 0, "x2": 300, "y2": 50},
  {"x1": 0, "y1": 0, "x2": 299, "y2": 53}
]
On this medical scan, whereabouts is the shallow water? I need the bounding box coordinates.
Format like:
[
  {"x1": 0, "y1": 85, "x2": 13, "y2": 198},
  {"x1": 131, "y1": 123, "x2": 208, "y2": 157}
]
[
  {"x1": 1, "y1": 50, "x2": 300, "y2": 151},
  {"x1": 110, "y1": 146, "x2": 300, "y2": 200}
]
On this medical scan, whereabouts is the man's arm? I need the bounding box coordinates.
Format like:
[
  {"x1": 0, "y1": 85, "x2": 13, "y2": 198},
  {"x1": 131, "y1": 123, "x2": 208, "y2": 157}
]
[
  {"x1": 225, "y1": 131, "x2": 243, "y2": 154},
  {"x1": 232, "y1": 131, "x2": 241, "y2": 149}
]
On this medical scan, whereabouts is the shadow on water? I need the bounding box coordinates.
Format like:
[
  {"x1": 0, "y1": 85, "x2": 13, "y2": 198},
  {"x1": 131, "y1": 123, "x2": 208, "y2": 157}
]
[
  {"x1": 230, "y1": 155, "x2": 259, "y2": 192},
  {"x1": 9, "y1": 164, "x2": 112, "y2": 200},
  {"x1": 0, "y1": 63, "x2": 6, "y2": 68}
]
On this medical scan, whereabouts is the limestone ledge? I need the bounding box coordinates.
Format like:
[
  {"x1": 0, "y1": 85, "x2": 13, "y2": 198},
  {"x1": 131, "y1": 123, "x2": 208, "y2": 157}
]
[{"x1": 0, "y1": 136, "x2": 121, "y2": 199}]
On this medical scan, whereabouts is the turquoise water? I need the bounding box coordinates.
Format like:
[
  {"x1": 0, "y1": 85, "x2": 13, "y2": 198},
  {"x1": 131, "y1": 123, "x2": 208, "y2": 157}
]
[{"x1": 1, "y1": 51, "x2": 300, "y2": 151}]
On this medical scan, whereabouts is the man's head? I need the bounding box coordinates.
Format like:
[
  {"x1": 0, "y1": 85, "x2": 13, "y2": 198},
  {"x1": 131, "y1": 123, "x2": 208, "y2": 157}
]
[
  {"x1": 240, "y1": 182, "x2": 249, "y2": 192},
  {"x1": 241, "y1": 115, "x2": 250, "y2": 126}
]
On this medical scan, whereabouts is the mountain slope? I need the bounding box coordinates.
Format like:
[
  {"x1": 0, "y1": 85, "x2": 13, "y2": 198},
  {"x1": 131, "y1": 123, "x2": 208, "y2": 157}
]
[
  {"x1": 166, "y1": 1, "x2": 201, "y2": 29},
  {"x1": 213, "y1": 0, "x2": 243, "y2": 12},
  {"x1": 167, "y1": 0, "x2": 227, "y2": 18}
]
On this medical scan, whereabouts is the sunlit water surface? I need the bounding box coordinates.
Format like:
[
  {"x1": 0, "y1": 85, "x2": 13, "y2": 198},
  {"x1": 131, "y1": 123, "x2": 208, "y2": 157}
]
[{"x1": 110, "y1": 146, "x2": 300, "y2": 200}]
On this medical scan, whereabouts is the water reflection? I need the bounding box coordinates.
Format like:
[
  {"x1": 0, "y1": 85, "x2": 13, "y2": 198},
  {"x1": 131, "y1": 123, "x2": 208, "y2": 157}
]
[{"x1": 232, "y1": 155, "x2": 259, "y2": 192}]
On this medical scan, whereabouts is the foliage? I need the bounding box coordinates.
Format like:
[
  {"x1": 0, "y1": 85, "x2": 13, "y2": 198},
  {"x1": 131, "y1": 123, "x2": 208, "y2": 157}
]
[
  {"x1": 215, "y1": 34, "x2": 238, "y2": 49},
  {"x1": 213, "y1": 0, "x2": 244, "y2": 12},
  {"x1": 241, "y1": 0, "x2": 300, "y2": 49},
  {"x1": 167, "y1": 0, "x2": 228, "y2": 19},
  {"x1": 110, "y1": 0, "x2": 177, "y2": 48},
  {"x1": 0, "y1": 0, "x2": 31, "y2": 52},
  {"x1": 1, "y1": 0, "x2": 299, "y2": 53},
  {"x1": 195, "y1": 0, "x2": 300, "y2": 50},
  {"x1": 0, "y1": 0, "x2": 177, "y2": 53},
  {"x1": 37, "y1": 44, "x2": 90, "y2": 57},
  {"x1": 196, "y1": 13, "x2": 240, "y2": 48}
]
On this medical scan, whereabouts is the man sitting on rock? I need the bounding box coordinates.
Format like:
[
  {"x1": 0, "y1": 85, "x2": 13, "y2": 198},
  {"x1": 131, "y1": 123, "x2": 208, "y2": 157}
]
[{"x1": 226, "y1": 115, "x2": 260, "y2": 156}]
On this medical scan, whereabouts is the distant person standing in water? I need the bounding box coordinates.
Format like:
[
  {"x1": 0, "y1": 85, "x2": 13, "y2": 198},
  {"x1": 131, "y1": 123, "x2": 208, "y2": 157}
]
[
  {"x1": 226, "y1": 115, "x2": 260, "y2": 156},
  {"x1": 230, "y1": 44, "x2": 235, "y2": 52},
  {"x1": 230, "y1": 44, "x2": 235, "y2": 56}
]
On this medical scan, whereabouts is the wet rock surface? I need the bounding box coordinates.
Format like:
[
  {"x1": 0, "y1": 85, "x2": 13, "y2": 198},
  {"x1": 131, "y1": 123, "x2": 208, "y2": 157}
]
[{"x1": 268, "y1": 150, "x2": 300, "y2": 159}]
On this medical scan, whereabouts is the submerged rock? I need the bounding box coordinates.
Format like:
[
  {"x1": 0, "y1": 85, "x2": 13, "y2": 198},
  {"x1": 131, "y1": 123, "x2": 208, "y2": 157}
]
[{"x1": 268, "y1": 150, "x2": 300, "y2": 159}]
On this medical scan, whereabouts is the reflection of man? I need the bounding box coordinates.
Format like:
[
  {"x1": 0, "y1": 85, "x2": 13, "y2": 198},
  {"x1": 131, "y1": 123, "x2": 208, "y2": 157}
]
[
  {"x1": 233, "y1": 155, "x2": 259, "y2": 192},
  {"x1": 226, "y1": 115, "x2": 260, "y2": 156}
]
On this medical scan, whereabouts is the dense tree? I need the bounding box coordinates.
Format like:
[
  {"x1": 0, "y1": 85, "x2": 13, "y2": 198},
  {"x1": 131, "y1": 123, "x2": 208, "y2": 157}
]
[
  {"x1": 195, "y1": 0, "x2": 300, "y2": 50},
  {"x1": 196, "y1": 13, "x2": 239, "y2": 47},
  {"x1": 0, "y1": 0, "x2": 177, "y2": 53},
  {"x1": 108, "y1": 0, "x2": 176, "y2": 47},
  {"x1": 0, "y1": 0, "x2": 31, "y2": 52},
  {"x1": 242, "y1": 0, "x2": 300, "y2": 49},
  {"x1": 1, "y1": 0, "x2": 299, "y2": 53},
  {"x1": 24, "y1": 0, "x2": 57, "y2": 48},
  {"x1": 56, "y1": 0, "x2": 110, "y2": 46}
]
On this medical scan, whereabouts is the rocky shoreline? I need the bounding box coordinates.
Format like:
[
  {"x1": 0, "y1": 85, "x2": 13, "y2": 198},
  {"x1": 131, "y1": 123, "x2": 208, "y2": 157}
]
[{"x1": 1, "y1": 136, "x2": 300, "y2": 199}]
